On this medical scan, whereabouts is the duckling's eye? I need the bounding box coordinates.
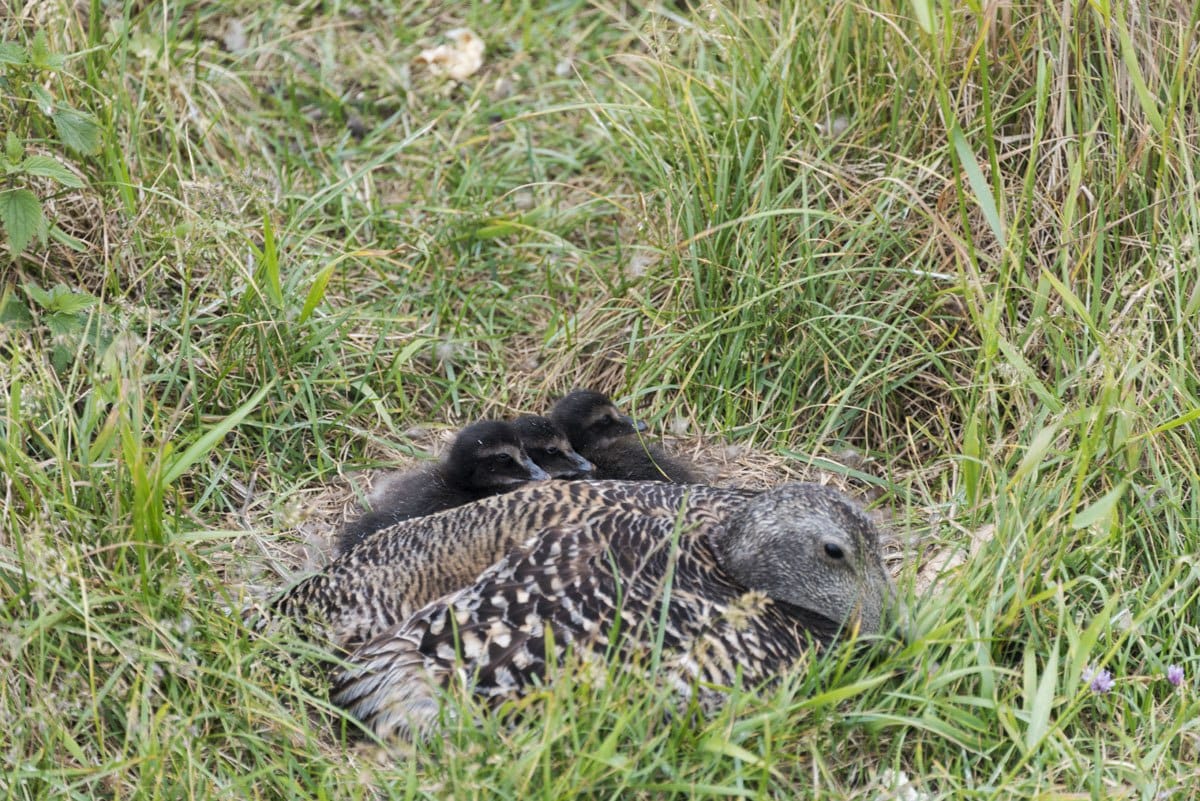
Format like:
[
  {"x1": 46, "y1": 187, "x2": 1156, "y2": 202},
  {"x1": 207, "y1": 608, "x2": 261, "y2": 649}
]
[{"x1": 823, "y1": 543, "x2": 845, "y2": 560}]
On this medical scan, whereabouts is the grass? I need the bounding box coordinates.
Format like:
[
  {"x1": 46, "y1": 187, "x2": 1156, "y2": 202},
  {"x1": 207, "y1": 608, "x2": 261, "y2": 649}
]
[{"x1": 2, "y1": 0, "x2": 1199, "y2": 797}]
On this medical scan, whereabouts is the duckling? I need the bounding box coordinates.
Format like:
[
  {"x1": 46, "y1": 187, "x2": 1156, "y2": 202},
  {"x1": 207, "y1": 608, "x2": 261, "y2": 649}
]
[
  {"x1": 512, "y1": 414, "x2": 595, "y2": 479},
  {"x1": 549, "y1": 389, "x2": 702, "y2": 483},
  {"x1": 325, "y1": 481, "x2": 897, "y2": 741},
  {"x1": 334, "y1": 420, "x2": 549, "y2": 556}
]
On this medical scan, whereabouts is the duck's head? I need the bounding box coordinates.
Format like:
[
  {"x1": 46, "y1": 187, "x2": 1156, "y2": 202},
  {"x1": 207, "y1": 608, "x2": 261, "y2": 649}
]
[
  {"x1": 712, "y1": 483, "x2": 898, "y2": 637},
  {"x1": 442, "y1": 420, "x2": 550, "y2": 491},
  {"x1": 512, "y1": 415, "x2": 595, "y2": 479},
  {"x1": 549, "y1": 389, "x2": 647, "y2": 451}
]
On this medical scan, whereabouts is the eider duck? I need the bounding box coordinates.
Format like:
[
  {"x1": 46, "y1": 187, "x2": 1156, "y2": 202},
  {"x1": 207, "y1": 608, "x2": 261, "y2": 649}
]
[
  {"x1": 549, "y1": 389, "x2": 703, "y2": 483},
  {"x1": 511, "y1": 414, "x2": 595, "y2": 479},
  {"x1": 271, "y1": 481, "x2": 897, "y2": 741},
  {"x1": 334, "y1": 420, "x2": 549, "y2": 555}
]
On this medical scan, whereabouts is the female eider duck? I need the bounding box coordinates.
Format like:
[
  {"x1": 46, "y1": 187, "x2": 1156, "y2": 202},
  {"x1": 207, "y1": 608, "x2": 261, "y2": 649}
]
[
  {"x1": 271, "y1": 480, "x2": 897, "y2": 741},
  {"x1": 549, "y1": 389, "x2": 703, "y2": 483},
  {"x1": 335, "y1": 420, "x2": 549, "y2": 555},
  {"x1": 511, "y1": 414, "x2": 595, "y2": 479}
]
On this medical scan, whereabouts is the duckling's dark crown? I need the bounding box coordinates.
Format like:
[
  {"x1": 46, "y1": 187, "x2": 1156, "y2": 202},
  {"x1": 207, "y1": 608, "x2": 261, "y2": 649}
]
[
  {"x1": 446, "y1": 420, "x2": 523, "y2": 458},
  {"x1": 511, "y1": 414, "x2": 568, "y2": 441}
]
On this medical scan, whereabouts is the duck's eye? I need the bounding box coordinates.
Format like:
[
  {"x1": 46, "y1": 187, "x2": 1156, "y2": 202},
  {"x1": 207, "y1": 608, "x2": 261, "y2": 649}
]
[
  {"x1": 545, "y1": 446, "x2": 559, "y2": 455},
  {"x1": 496, "y1": 453, "x2": 513, "y2": 463},
  {"x1": 824, "y1": 543, "x2": 845, "y2": 560}
]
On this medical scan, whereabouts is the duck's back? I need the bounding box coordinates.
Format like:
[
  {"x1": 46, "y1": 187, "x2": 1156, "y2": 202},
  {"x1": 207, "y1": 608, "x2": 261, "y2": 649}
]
[
  {"x1": 582, "y1": 440, "x2": 703, "y2": 483},
  {"x1": 270, "y1": 480, "x2": 757, "y2": 651},
  {"x1": 335, "y1": 469, "x2": 475, "y2": 554}
]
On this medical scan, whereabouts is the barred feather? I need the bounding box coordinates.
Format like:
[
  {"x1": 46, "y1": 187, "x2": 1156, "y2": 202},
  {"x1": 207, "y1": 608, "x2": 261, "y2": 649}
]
[{"x1": 266, "y1": 481, "x2": 757, "y2": 651}]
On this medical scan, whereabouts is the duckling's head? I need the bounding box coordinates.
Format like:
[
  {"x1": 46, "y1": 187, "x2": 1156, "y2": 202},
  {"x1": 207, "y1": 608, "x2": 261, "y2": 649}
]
[
  {"x1": 712, "y1": 483, "x2": 897, "y2": 637},
  {"x1": 512, "y1": 415, "x2": 595, "y2": 479},
  {"x1": 442, "y1": 420, "x2": 550, "y2": 491},
  {"x1": 549, "y1": 389, "x2": 648, "y2": 451}
]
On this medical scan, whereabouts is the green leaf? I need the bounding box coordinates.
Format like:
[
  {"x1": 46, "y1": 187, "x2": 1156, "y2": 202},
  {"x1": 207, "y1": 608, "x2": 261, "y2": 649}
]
[
  {"x1": 48, "y1": 224, "x2": 87, "y2": 252},
  {"x1": 21, "y1": 155, "x2": 84, "y2": 188},
  {"x1": 1011, "y1": 423, "x2": 1059, "y2": 486},
  {"x1": 23, "y1": 281, "x2": 52, "y2": 309},
  {"x1": 699, "y1": 735, "x2": 767, "y2": 768},
  {"x1": 46, "y1": 312, "x2": 81, "y2": 338},
  {"x1": 471, "y1": 217, "x2": 523, "y2": 239},
  {"x1": 161, "y1": 384, "x2": 274, "y2": 486},
  {"x1": 952, "y1": 124, "x2": 1007, "y2": 251},
  {"x1": 45, "y1": 285, "x2": 98, "y2": 315},
  {"x1": 0, "y1": 188, "x2": 45, "y2": 255},
  {"x1": 962, "y1": 413, "x2": 982, "y2": 507},
  {"x1": 1115, "y1": 10, "x2": 1165, "y2": 136},
  {"x1": 5, "y1": 132, "x2": 22, "y2": 164},
  {"x1": 298, "y1": 263, "x2": 334, "y2": 323},
  {"x1": 0, "y1": 41, "x2": 27, "y2": 66},
  {"x1": 996, "y1": 337, "x2": 1062, "y2": 412},
  {"x1": 1141, "y1": 408, "x2": 1200, "y2": 438},
  {"x1": 1072, "y1": 481, "x2": 1129, "y2": 530},
  {"x1": 31, "y1": 83, "x2": 54, "y2": 115},
  {"x1": 50, "y1": 343, "x2": 74, "y2": 372},
  {"x1": 52, "y1": 108, "x2": 102, "y2": 155},
  {"x1": 794, "y1": 673, "x2": 894, "y2": 709},
  {"x1": 0, "y1": 288, "x2": 33, "y2": 328},
  {"x1": 1022, "y1": 643, "x2": 1059, "y2": 754},
  {"x1": 30, "y1": 31, "x2": 50, "y2": 65},
  {"x1": 909, "y1": 0, "x2": 934, "y2": 34},
  {"x1": 29, "y1": 30, "x2": 65, "y2": 71},
  {"x1": 257, "y1": 213, "x2": 283, "y2": 308},
  {"x1": 1041, "y1": 270, "x2": 1100, "y2": 338}
]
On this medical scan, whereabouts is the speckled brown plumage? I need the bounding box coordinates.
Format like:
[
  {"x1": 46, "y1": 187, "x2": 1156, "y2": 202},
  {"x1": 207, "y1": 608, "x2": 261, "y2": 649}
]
[
  {"x1": 322, "y1": 482, "x2": 897, "y2": 740},
  {"x1": 549, "y1": 389, "x2": 703, "y2": 483},
  {"x1": 269, "y1": 480, "x2": 757, "y2": 652}
]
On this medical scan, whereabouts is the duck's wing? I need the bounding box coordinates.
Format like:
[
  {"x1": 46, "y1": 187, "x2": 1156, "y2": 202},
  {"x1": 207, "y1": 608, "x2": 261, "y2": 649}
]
[{"x1": 331, "y1": 521, "x2": 616, "y2": 740}]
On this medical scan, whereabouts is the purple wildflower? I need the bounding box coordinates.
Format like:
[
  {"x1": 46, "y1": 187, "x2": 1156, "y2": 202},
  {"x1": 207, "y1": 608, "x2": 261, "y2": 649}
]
[
  {"x1": 1082, "y1": 665, "x2": 1114, "y2": 693},
  {"x1": 1166, "y1": 665, "x2": 1184, "y2": 687}
]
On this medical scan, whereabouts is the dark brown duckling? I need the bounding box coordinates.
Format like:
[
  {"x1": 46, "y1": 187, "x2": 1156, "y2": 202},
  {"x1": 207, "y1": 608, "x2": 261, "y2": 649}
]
[
  {"x1": 549, "y1": 389, "x2": 702, "y2": 483},
  {"x1": 335, "y1": 420, "x2": 549, "y2": 555},
  {"x1": 511, "y1": 414, "x2": 594, "y2": 479}
]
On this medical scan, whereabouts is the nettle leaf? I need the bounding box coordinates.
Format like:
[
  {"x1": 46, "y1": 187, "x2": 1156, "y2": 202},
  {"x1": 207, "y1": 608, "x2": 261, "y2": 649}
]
[
  {"x1": 4, "y1": 132, "x2": 21, "y2": 165},
  {"x1": 46, "y1": 312, "x2": 81, "y2": 338},
  {"x1": 50, "y1": 343, "x2": 74, "y2": 372},
  {"x1": 30, "y1": 31, "x2": 50, "y2": 65},
  {"x1": 49, "y1": 224, "x2": 87, "y2": 252},
  {"x1": 52, "y1": 108, "x2": 102, "y2": 155},
  {"x1": 0, "y1": 289, "x2": 33, "y2": 328},
  {"x1": 0, "y1": 41, "x2": 27, "y2": 66},
  {"x1": 29, "y1": 31, "x2": 66, "y2": 71},
  {"x1": 0, "y1": 188, "x2": 46, "y2": 255},
  {"x1": 45, "y1": 284, "x2": 99, "y2": 315},
  {"x1": 23, "y1": 282, "x2": 53, "y2": 309},
  {"x1": 21, "y1": 155, "x2": 84, "y2": 188},
  {"x1": 31, "y1": 84, "x2": 54, "y2": 115}
]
